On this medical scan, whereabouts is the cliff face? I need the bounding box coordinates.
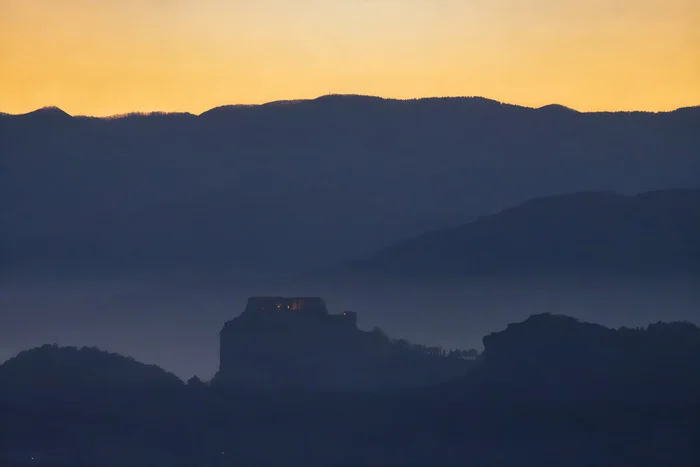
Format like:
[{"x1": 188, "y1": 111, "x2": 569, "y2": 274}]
[
  {"x1": 212, "y1": 298, "x2": 473, "y2": 391},
  {"x1": 214, "y1": 309, "x2": 374, "y2": 391}
]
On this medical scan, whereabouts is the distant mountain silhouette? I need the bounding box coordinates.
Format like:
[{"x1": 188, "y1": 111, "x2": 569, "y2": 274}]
[
  {"x1": 2, "y1": 95, "x2": 699, "y2": 279},
  {"x1": 534, "y1": 103, "x2": 579, "y2": 113},
  {"x1": 7, "y1": 106, "x2": 72, "y2": 119},
  {"x1": 327, "y1": 189, "x2": 700, "y2": 280}
]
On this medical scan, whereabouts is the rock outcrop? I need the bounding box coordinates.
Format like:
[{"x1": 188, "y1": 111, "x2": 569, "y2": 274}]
[
  {"x1": 212, "y1": 296, "x2": 474, "y2": 391},
  {"x1": 480, "y1": 313, "x2": 700, "y2": 402}
]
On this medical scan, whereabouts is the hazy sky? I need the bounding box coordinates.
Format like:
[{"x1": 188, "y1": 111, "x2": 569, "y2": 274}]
[{"x1": 1, "y1": 0, "x2": 698, "y2": 115}]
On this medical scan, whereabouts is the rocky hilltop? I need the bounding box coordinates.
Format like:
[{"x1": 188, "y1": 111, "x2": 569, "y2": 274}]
[
  {"x1": 477, "y1": 313, "x2": 700, "y2": 403},
  {"x1": 212, "y1": 296, "x2": 474, "y2": 391}
]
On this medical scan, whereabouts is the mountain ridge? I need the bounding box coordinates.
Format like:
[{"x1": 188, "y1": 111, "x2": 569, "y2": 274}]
[
  {"x1": 2, "y1": 94, "x2": 699, "y2": 119},
  {"x1": 3, "y1": 98, "x2": 698, "y2": 279},
  {"x1": 325, "y1": 189, "x2": 700, "y2": 281}
]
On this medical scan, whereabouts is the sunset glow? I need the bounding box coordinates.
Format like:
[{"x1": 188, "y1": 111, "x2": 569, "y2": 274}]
[{"x1": 1, "y1": 0, "x2": 698, "y2": 115}]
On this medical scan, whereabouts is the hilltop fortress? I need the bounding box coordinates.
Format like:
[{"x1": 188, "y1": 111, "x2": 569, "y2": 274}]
[
  {"x1": 212, "y1": 296, "x2": 472, "y2": 391},
  {"x1": 242, "y1": 296, "x2": 358, "y2": 326}
]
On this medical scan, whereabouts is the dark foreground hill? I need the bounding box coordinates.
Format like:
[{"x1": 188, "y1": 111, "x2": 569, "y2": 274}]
[
  {"x1": 327, "y1": 189, "x2": 700, "y2": 281},
  {"x1": 1, "y1": 313, "x2": 698, "y2": 467},
  {"x1": 2, "y1": 96, "x2": 699, "y2": 279},
  {"x1": 0, "y1": 345, "x2": 183, "y2": 390}
]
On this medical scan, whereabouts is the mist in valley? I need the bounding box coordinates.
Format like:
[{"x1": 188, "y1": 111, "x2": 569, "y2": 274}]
[{"x1": 2, "y1": 275, "x2": 698, "y2": 380}]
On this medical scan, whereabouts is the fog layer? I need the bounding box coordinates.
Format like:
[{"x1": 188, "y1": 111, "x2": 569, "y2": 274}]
[{"x1": 2, "y1": 276, "x2": 698, "y2": 379}]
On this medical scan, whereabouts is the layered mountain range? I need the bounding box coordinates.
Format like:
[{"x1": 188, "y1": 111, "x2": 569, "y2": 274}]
[
  {"x1": 328, "y1": 189, "x2": 700, "y2": 280},
  {"x1": 2, "y1": 96, "x2": 698, "y2": 280}
]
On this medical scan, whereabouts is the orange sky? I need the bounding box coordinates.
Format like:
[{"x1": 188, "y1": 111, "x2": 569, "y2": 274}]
[{"x1": 1, "y1": 0, "x2": 698, "y2": 115}]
